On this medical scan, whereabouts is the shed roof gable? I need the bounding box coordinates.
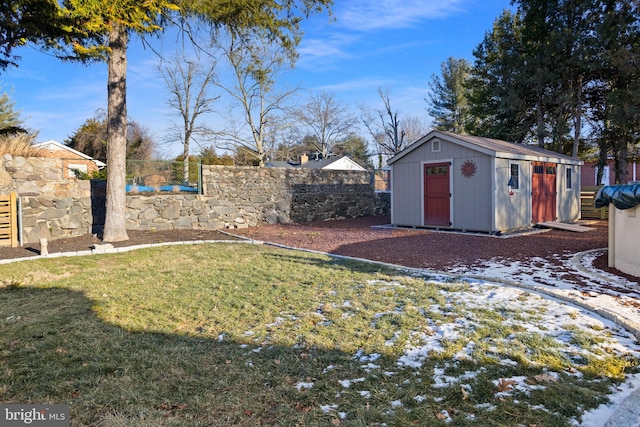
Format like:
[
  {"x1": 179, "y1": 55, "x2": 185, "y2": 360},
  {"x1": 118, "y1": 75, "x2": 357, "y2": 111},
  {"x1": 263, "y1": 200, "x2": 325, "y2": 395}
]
[{"x1": 388, "y1": 130, "x2": 583, "y2": 166}]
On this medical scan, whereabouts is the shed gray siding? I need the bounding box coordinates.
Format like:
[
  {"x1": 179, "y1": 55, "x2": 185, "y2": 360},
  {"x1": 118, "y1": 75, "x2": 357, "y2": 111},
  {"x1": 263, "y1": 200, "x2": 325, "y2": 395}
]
[
  {"x1": 391, "y1": 137, "x2": 494, "y2": 231},
  {"x1": 450, "y1": 153, "x2": 493, "y2": 231},
  {"x1": 556, "y1": 164, "x2": 581, "y2": 222},
  {"x1": 390, "y1": 160, "x2": 422, "y2": 226},
  {"x1": 494, "y1": 158, "x2": 532, "y2": 232}
]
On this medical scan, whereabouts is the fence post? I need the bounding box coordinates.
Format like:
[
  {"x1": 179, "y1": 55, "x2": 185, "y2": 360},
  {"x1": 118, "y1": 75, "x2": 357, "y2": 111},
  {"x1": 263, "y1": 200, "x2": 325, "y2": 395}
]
[
  {"x1": 0, "y1": 192, "x2": 18, "y2": 247},
  {"x1": 198, "y1": 160, "x2": 203, "y2": 195}
]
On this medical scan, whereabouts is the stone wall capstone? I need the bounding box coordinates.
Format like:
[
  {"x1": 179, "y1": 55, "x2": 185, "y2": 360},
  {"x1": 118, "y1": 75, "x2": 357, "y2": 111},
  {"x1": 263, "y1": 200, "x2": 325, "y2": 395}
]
[{"x1": 1, "y1": 156, "x2": 390, "y2": 243}]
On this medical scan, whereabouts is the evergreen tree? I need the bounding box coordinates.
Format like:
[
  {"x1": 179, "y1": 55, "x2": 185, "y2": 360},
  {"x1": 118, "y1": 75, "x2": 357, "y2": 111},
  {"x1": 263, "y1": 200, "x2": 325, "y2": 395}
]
[
  {"x1": 426, "y1": 57, "x2": 472, "y2": 133},
  {"x1": 65, "y1": 112, "x2": 158, "y2": 161},
  {"x1": 333, "y1": 133, "x2": 374, "y2": 170},
  {"x1": 0, "y1": 92, "x2": 25, "y2": 135},
  {"x1": 589, "y1": 0, "x2": 640, "y2": 183},
  {"x1": 467, "y1": 10, "x2": 533, "y2": 144}
]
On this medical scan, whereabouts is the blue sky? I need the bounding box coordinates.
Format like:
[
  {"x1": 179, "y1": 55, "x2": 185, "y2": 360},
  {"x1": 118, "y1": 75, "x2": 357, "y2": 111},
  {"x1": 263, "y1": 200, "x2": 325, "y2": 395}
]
[{"x1": 1, "y1": 0, "x2": 512, "y2": 158}]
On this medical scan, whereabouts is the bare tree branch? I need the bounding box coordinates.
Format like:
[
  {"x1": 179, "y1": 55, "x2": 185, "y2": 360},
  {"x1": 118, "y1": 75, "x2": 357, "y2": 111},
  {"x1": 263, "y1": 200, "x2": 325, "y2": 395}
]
[
  {"x1": 212, "y1": 31, "x2": 298, "y2": 166},
  {"x1": 159, "y1": 51, "x2": 219, "y2": 182},
  {"x1": 291, "y1": 91, "x2": 356, "y2": 158}
]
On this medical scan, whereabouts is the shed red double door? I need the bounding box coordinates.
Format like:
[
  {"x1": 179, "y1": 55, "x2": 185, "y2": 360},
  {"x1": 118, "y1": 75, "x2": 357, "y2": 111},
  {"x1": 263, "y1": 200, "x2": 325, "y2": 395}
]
[
  {"x1": 532, "y1": 162, "x2": 557, "y2": 223},
  {"x1": 423, "y1": 162, "x2": 451, "y2": 226}
]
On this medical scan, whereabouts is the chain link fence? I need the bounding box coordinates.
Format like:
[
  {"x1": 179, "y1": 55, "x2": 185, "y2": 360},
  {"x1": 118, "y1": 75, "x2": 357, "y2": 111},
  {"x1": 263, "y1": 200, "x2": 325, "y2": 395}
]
[{"x1": 126, "y1": 159, "x2": 201, "y2": 194}]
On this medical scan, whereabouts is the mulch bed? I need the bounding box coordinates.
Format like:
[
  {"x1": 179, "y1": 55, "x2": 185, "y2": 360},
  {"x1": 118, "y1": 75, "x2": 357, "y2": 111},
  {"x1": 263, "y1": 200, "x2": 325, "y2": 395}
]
[{"x1": 0, "y1": 215, "x2": 636, "y2": 284}]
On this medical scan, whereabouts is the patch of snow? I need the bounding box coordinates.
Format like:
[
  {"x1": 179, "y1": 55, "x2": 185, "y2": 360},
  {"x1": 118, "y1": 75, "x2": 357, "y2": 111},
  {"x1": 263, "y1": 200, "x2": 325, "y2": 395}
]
[
  {"x1": 320, "y1": 404, "x2": 337, "y2": 413},
  {"x1": 578, "y1": 373, "x2": 640, "y2": 427},
  {"x1": 295, "y1": 381, "x2": 314, "y2": 391},
  {"x1": 338, "y1": 378, "x2": 365, "y2": 388},
  {"x1": 361, "y1": 363, "x2": 381, "y2": 372}
]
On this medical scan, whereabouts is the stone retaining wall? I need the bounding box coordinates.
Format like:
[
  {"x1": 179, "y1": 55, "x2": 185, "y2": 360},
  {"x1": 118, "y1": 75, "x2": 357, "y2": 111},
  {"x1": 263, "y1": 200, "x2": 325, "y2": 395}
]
[{"x1": 1, "y1": 156, "x2": 390, "y2": 243}]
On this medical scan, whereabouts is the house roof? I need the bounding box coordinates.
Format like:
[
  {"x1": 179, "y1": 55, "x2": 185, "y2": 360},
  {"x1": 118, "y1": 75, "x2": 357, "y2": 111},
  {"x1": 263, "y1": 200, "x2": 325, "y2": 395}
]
[
  {"x1": 388, "y1": 130, "x2": 583, "y2": 166},
  {"x1": 265, "y1": 160, "x2": 295, "y2": 168},
  {"x1": 33, "y1": 140, "x2": 106, "y2": 167},
  {"x1": 267, "y1": 155, "x2": 366, "y2": 171}
]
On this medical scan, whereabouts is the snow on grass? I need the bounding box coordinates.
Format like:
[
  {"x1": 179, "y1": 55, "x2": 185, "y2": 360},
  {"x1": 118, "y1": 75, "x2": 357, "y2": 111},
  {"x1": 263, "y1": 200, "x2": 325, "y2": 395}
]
[
  {"x1": 295, "y1": 381, "x2": 314, "y2": 391},
  {"x1": 302, "y1": 275, "x2": 640, "y2": 425},
  {"x1": 447, "y1": 250, "x2": 640, "y2": 337}
]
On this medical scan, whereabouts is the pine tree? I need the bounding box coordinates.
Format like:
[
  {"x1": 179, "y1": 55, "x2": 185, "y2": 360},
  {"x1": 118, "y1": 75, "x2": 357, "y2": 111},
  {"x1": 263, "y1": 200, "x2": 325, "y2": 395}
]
[{"x1": 426, "y1": 57, "x2": 472, "y2": 134}]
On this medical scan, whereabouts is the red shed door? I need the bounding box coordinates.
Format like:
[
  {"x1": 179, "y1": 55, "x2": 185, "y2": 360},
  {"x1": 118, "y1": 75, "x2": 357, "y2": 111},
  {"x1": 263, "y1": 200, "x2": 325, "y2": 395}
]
[
  {"x1": 423, "y1": 163, "x2": 451, "y2": 226},
  {"x1": 532, "y1": 162, "x2": 557, "y2": 223}
]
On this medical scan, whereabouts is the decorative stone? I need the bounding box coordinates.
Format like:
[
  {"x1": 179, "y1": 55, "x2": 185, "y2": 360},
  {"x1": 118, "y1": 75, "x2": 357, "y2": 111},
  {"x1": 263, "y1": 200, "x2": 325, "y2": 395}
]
[{"x1": 40, "y1": 238, "x2": 48, "y2": 256}]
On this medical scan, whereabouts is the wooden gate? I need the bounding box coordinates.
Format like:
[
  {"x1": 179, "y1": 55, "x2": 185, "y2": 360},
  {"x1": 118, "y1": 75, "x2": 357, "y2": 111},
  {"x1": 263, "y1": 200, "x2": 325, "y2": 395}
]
[
  {"x1": 423, "y1": 162, "x2": 451, "y2": 226},
  {"x1": 0, "y1": 192, "x2": 18, "y2": 247},
  {"x1": 532, "y1": 163, "x2": 557, "y2": 223}
]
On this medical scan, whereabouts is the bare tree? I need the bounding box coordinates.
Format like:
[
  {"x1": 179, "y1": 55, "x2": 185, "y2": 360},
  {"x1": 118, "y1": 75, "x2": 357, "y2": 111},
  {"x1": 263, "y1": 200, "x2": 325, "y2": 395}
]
[
  {"x1": 362, "y1": 88, "x2": 428, "y2": 166},
  {"x1": 160, "y1": 52, "x2": 218, "y2": 183},
  {"x1": 213, "y1": 32, "x2": 297, "y2": 167},
  {"x1": 400, "y1": 115, "x2": 429, "y2": 145},
  {"x1": 292, "y1": 91, "x2": 356, "y2": 158}
]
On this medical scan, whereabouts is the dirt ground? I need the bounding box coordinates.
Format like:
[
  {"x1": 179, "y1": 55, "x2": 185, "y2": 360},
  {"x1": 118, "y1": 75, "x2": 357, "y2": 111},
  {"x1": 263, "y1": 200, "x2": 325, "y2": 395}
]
[{"x1": 1, "y1": 215, "x2": 635, "y2": 284}]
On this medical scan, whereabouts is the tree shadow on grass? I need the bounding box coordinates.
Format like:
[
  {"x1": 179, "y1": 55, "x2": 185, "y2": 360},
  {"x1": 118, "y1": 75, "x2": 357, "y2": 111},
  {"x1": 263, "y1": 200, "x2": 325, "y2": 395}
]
[
  {"x1": 260, "y1": 251, "x2": 400, "y2": 275},
  {"x1": 0, "y1": 285, "x2": 395, "y2": 426},
  {"x1": 0, "y1": 283, "x2": 616, "y2": 427}
]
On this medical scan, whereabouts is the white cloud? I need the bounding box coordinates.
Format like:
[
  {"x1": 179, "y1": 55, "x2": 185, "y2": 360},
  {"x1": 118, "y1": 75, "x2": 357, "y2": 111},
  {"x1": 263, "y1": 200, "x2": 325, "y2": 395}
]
[
  {"x1": 337, "y1": 0, "x2": 466, "y2": 31},
  {"x1": 312, "y1": 77, "x2": 392, "y2": 93},
  {"x1": 296, "y1": 0, "x2": 468, "y2": 69}
]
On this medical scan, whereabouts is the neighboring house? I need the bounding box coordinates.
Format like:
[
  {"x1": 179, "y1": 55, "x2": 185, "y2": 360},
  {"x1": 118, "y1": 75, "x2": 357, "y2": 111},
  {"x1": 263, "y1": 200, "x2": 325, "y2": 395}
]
[
  {"x1": 266, "y1": 154, "x2": 366, "y2": 171},
  {"x1": 33, "y1": 140, "x2": 106, "y2": 178},
  {"x1": 388, "y1": 130, "x2": 583, "y2": 234},
  {"x1": 581, "y1": 160, "x2": 640, "y2": 186}
]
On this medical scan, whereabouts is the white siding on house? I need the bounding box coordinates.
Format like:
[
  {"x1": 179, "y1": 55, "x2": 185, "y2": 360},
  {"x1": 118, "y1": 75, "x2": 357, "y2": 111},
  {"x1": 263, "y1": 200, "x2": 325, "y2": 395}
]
[{"x1": 322, "y1": 157, "x2": 366, "y2": 171}]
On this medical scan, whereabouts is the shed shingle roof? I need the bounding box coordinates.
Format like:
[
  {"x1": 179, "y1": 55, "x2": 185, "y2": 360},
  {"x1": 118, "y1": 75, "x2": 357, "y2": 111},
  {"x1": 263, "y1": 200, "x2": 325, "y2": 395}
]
[{"x1": 389, "y1": 130, "x2": 583, "y2": 165}]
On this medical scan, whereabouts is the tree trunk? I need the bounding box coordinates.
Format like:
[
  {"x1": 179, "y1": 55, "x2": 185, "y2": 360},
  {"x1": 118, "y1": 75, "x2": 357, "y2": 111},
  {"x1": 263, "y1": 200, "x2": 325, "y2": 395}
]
[
  {"x1": 183, "y1": 129, "x2": 190, "y2": 185},
  {"x1": 103, "y1": 25, "x2": 129, "y2": 242},
  {"x1": 615, "y1": 141, "x2": 629, "y2": 184},
  {"x1": 571, "y1": 75, "x2": 582, "y2": 158},
  {"x1": 536, "y1": 99, "x2": 545, "y2": 148}
]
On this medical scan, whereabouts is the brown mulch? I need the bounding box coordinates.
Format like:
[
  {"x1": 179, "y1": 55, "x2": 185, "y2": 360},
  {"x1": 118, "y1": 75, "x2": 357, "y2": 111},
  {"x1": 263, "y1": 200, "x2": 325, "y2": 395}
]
[
  {"x1": 231, "y1": 215, "x2": 638, "y2": 281},
  {"x1": 0, "y1": 215, "x2": 636, "y2": 283}
]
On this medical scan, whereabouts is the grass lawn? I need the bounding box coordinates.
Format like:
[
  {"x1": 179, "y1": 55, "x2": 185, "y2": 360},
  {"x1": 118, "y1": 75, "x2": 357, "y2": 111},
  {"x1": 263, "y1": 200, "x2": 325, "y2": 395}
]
[{"x1": 0, "y1": 243, "x2": 638, "y2": 426}]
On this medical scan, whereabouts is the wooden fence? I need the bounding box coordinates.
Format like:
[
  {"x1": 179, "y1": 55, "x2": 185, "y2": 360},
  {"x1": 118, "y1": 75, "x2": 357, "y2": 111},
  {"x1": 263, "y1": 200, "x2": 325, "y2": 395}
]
[
  {"x1": 0, "y1": 193, "x2": 18, "y2": 247},
  {"x1": 580, "y1": 186, "x2": 608, "y2": 220}
]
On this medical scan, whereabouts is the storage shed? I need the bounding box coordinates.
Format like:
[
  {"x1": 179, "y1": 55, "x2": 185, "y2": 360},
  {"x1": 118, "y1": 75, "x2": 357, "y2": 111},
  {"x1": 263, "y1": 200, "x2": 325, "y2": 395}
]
[{"x1": 388, "y1": 130, "x2": 583, "y2": 234}]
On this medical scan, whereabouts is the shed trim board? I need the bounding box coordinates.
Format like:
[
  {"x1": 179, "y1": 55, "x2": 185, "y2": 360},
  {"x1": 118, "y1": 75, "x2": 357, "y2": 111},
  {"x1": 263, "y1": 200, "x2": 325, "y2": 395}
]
[
  {"x1": 490, "y1": 157, "x2": 497, "y2": 232},
  {"x1": 389, "y1": 130, "x2": 582, "y2": 234}
]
